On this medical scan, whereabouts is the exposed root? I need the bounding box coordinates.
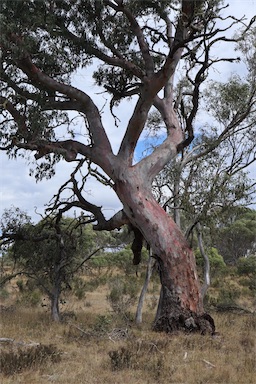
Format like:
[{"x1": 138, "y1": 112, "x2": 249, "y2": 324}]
[{"x1": 153, "y1": 310, "x2": 215, "y2": 335}]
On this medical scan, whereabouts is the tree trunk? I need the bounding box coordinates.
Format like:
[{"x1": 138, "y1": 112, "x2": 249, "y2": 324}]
[
  {"x1": 50, "y1": 288, "x2": 61, "y2": 322},
  {"x1": 154, "y1": 285, "x2": 163, "y2": 324},
  {"x1": 196, "y1": 223, "x2": 210, "y2": 299},
  {"x1": 173, "y1": 160, "x2": 182, "y2": 228},
  {"x1": 135, "y1": 252, "x2": 154, "y2": 324},
  {"x1": 115, "y1": 177, "x2": 215, "y2": 334}
]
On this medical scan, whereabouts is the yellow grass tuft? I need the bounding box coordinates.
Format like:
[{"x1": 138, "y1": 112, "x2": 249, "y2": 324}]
[{"x1": 1, "y1": 289, "x2": 255, "y2": 384}]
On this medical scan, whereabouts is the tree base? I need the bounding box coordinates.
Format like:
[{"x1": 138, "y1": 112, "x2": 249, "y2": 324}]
[{"x1": 153, "y1": 309, "x2": 215, "y2": 335}]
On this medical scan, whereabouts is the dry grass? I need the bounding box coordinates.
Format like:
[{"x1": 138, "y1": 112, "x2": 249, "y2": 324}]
[{"x1": 1, "y1": 288, "x2": 255, "y2": 384}]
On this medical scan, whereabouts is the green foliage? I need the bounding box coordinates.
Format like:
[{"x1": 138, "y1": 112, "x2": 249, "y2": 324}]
[
  {"x1": 93, "y1": 314, "x2": 112, "y2": 334},
  {"x1": 17, "y1": 288, "x2": 42, "y2": 307},
  {"x1": 0, "y1": 288, "x2": 9, "y2": 300},
  {"x1": 0, "y1": 207, "x2": 119, "y2": 320},
  {"x1": 237, "y1": 256, "x2": 256, "y2": 276},
  {"x1": 195, "y1": 247, "x2": 226, "y2": 277},
  {"x1": 213, "y1": 208, "x2": 256, "y2": 263},
  {"x1": 237, "y1": 256, "x2": 256, "y2": 292},
  {"x1": 71, "y1": 277, "x2": 87, "y2": 300},
  {"x1": 89, "y1": 246, "x2": 148, "y2": 275},
  {"x1": 107, "y1": 276, "x2": 140, "y2": 318},
  {"x1": 217, "y1": 283, "x2": 241, "y2": 306},
  {"x1": 0, "y1": 207, "x2": 31, "y2": 249},
  {"x1": 0, "y1": 0, "x2": 255, "y2": 329},
  {"x1": 205, "y1": 75, "x2": 251, "y2": 124}
]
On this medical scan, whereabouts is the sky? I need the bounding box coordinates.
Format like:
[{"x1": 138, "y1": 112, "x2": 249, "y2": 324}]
[{"x1": 0, "y1": 1, "x2": 256, "y2": 224}]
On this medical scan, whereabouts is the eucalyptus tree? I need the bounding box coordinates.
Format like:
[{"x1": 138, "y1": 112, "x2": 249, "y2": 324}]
[
  {"x1": 212, "y1": 208, "x2": 256, "y2": 264},
  {"x1": 149, "y1": 33, "x2": 256, "y2": 298},
  {"x1": 150, "y1": 95, "x2": 255, "y2": 298},
  {"x1": 0, "y1": 0, "x2": 255, "y2": 333}
]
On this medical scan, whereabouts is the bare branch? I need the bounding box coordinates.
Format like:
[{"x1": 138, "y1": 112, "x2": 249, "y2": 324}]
[
  {"x1": 93, "y1": 209, "x2": 129, "y2": 231},
  {"x1": 56, "y1": 16, "x2": 144, "y2": 79},
  {"x1": 0, "y1": 96, "x2": 27, "y2": 136},
  {"x1": 105, "y1": 0, "x2": 155, "y2": 75}
]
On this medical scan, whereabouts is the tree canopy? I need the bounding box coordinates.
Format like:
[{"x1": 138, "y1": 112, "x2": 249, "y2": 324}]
[{"x1": 212, "y1": 208, "x2": 256, "y2": 263}]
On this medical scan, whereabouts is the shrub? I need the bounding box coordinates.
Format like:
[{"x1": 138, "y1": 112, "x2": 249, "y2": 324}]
[
  {"x1": 107, "y1": 276, "x2": 140, "y2": 318},
  {"x1": 216, "y1": 283, "x2": 241, "y2": 307},
  {"x1": 109, "y1": 339, "x2": 166, "y2": 380},
  {"x1": 0, "y1": 344, "x2": 61, "y2": 376},
  {"x1": 195, "y1": 247, "x2": 226, "y2": 277},
  {"x1": 72, "y1": 277, "x2": 87, "y2": 300},
  {"x1": 0, "y1": 288, "x2": 9, "y2": 299},
  {"x1": 237, "y1": 256, "x2": 256, "y2": 293},
  {"x1": 109, "y1": 347, "x2": 133, "y2": 370},
  {"x1": 16, "y1": 279, "x2": 25, "y2": 292},
  {"x1": 17, "y1": 289, "x2": 42, "y2": 307},
  {"x1": 237, "y1": 256, "x2": 256, "y2": 276},
  {"x1": 93, "y1": 314, "x2": 112, "y2": 334}
]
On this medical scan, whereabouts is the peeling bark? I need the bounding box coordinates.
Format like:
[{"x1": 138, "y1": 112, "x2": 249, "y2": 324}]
[{"x1": 114, "y1": 173, "x2": 215, "y2": 334}]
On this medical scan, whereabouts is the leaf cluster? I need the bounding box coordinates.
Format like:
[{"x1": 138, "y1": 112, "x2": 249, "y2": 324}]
[{"x1": 212, "y1": 208, "x2": 256, "y2": 263}]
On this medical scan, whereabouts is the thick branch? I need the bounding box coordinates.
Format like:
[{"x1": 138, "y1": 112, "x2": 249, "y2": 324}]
[
  {"x1": 13, "y1": 138, "x2": 93, "y2": 163},
  {"x1": 117, "y1": 88, "x2": 155, "y2": 164},
  {"x1": 71, "y1": 175, "x2": 108, "y2": 227},
  {"x1": 56, "y1": 17, "x2": 144, "y2": 79},
  {"x1": 2, "y1": 46, "x2": 117, "y2": 173},
  {"x1": 0, "y1": 271, "x2": 26, "y2": 288},
  {"x1": 106, "y1": 0, "x2": 155, "y2": 75},
  {"x1": 0, "y1": 70, "x2": 40, "y2": 102},
  {"x1": 138, "y1": 134, "x2": 180, "y2": 183},
  {"x1": 116, "y1": 3, "x2": 193, "y2": 163},
  {"x1": 93, "y1": 209, "x2": 129, "y2": 231},
  {"x1": 0, "y1": 96, "x2": 27, "y2": 136},
  {"x1": 8, "y1": 39, "x2": 113, "y2": 155}
]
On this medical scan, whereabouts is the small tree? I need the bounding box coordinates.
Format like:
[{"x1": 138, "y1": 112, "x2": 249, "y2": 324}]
[
  {"x1": 213, "y1": 208, "x2": 256, "y2": 264},
  {"x1": 237, "y1": 256, "x2": 256, "y2": 277},
  {"x1": 195, "y1": 247, "x2": 226, "y2": 278},
  {"x1": 0, "y1": 207, "x2": 111, "y2": 321},
  {"x1": 236, "y1": 255, "x2": 256, "y2": 293}
]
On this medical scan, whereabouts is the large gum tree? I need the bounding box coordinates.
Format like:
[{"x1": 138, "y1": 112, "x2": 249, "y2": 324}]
[{"x1": 0, "y1": 0, "x2": 255, "y2": 333}]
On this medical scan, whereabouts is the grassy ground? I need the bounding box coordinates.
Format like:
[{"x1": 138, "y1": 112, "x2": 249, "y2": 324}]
[{"x1": 1, "y1": 283, "x2": 255, "y2": 384}]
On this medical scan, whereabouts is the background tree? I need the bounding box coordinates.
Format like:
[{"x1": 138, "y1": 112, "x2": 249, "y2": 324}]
[
  {"x1": 236, "y1": 255, "x2": 256, "y2": 294},
  {"x1": 0, "y1": 207, "x2": 113, "y2": 321},
  {"x1": 148, "y1": 120, "x2": 255, "y2": 300},
  {"x1": 0, "y1": 0, "x2": 255, "y2": 333},
  {"x1": 212, "y1": 208, "x2": 256, "y2": 264}
]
